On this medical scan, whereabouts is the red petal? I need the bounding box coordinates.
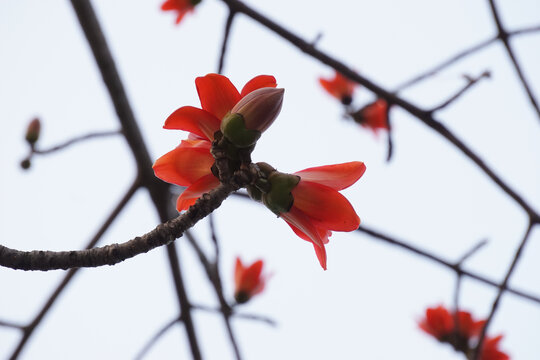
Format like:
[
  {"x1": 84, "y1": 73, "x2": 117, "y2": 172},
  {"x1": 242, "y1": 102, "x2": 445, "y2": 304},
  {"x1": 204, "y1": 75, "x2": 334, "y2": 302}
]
[
  {"x1": 240, "y1": 75, "x2": 277, "y2": 97},
  {"x1": 153, "y1": 144, "x2": 214, "y2": 187},
  {"x1": 312, "y1": 242, "x2": 327, "y2": 270},
  {"x1": 176, "y1": 174, "x2": 220, "y2": 211},
  {"x1": 291, "y1": 181, "x2": 360, "y2": 231},
  {"x1": 164, "y1": 106, "x2": 221, "y2": 141},
  {"x1": 280, "y1": 206, "x2": 324, "y2": 248},
  {"x1": 295, "y1": 162, "x2": 366, "y2": 190},
  {"x1": 195, "y1": 74, "x2": 241, "y2": 120},
  {"x1": 286, "y1": 221, "x2": 331, "y2": 245},
  {"x1": 234, "y1": 257, "x2": 244, "y2": 288}
]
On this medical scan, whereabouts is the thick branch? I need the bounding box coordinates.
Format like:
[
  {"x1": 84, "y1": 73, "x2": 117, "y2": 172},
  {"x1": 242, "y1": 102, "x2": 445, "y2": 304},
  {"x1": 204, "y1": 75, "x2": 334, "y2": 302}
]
[{"x1": 0, "y1": 183, "x2": 237, "y2": 271}]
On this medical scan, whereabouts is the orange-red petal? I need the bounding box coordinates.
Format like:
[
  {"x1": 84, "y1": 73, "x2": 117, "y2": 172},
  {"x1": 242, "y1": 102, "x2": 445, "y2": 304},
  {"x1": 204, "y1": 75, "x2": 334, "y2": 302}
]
[
  {"x1": 153, "y1": 143, "x2": 214, "y2": 187},
  {"x1": 312, "y1": 241, "x2": 327, "y2": 270},
  {"x1": 291, "y1": 181, "x2": 360, "y2": 231},
  {"x1": 196, "y1": 74, "x2": 241, "y2": 120},
  {"x1": 280, "y1": 206, "x2": 324, "y2": 249},
  {"x1": 164, "y1": 106, "x2": 221, "y2": 141},
  {"x1": 176, "y1": 173, "x2": 220, "y2": 211},
  {"x1": 294, "y1": 162, "x2": 366, "y2": 191},
  {"x1": 235, "y1": 258, "x2": 264, "y2": 294},
  {"x1": 240, "y1": 75, "x2": 277, "y2": 97}
]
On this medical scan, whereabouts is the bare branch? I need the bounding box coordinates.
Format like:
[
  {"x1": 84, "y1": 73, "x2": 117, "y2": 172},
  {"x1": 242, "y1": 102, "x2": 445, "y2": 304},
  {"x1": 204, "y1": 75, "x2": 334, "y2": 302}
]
[
  {"x1": 193, "y1": 304, "x2": 277, "y2": 326},
  {"x1": 217, "y1": 10, "x2": 237, "y2": 74},
  {"x1": 429, "y1": 71, "x2": 491, "y2": 113},
  {"x1": 31, "y1": 130, "x2": 121, "y2": 155},
  {"x1": 0, "y1": 320, "x2": 24, "y2": 330},
  {"x1": 487, "y1": 0, "x2": 540, "y2": 121},
  {"x1": 134, "y1": 316, "x2": 181, "y2": 360},
  {"x1": 473, "y1": 221, "x2": 536, "y2": 359},
  {"x1": 356, "y1": 225, "x2": 540, "y2": 305}
]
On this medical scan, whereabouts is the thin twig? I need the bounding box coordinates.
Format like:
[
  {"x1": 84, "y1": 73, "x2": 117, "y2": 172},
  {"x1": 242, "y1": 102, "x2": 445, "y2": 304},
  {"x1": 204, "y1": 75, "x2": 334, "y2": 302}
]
[
  {"x1": 456, "y1": 239, "x2": 488, "y2": 266},
  {"x1": 134, "y1": 316, "x2": 182, "y2": 360},
  {"x1": 217, "y1": 10, "x2": 236, "y2": 75},
  {"x1": 473, "y1": 221, "x2": 535, "y2": 359},
  {"x1": 429, "y1": 71, "x2": 491, "y2": 113},
  {"x1": 193, "y1": 304, "x2": 277, "y2": 326},
  {"x1": 184, "y1": 231, "x2": 243, "y2": 360},
  {"x1": 356, "y1": 225, "x2": 540, "y2": 305},
  {"x1": 508, "y1": 24, "x2": 540, "y2": 37},
  {"x1": 209, "y1": 213, "x2": 220, "y2": 260},
  {"x1": 487, "y1": 0, "x2": 540, "y2": 121},
  {"x1": 9, "y1": 178, "x2": 140, "y2": 359},
  {"x1": 0, "y1": 320, "x2": 24, "y2": 330},
  {"x1": 31, "y1": 130, "x2": 121, "y2": 155},
  {"x1": 394, "y1": 37, "x2": 496, "y2": 92}
]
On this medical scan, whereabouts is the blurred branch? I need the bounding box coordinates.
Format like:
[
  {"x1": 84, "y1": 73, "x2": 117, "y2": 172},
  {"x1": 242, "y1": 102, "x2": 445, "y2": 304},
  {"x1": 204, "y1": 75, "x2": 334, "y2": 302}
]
[
  {"x1": 134, "y1": 316, "x2": 181, "y2": 360},
  {"x1": 356, "y1": 225, "x2": 540, "y2": 305},
  {"x1": 193, "y1": 304, "x2": 277, "y2": 326},
  {"x1": 508, "y1": 23, "x2": 540, "y2": 37},
  {"x1": 394, "y1": 37, "x2": 496, "y2": 92},
  {"x1": 184, "y1": 231, "x2": 243, "y2": 360},
  {"x1": 9, "y1": 178, "x2": 140, "y2": 359},
  {"x1": 0, "y1": 320, "x2": 24, "y2": 330},
  {"x1": 473, "y1": 221, "x2": 536, "y2": 359},
  {"x1": 487, "y1": 0, "x2": 540, "y2": 121},
  {"x1": 220, "y1": 0, "x2": 540, "y2": 222},
  {"x1": 429, "y1": 70, "x2": 491, "y2": 113},
  {"x1": 30, "y1": 130, "x2": 121, "y2": 155},
  {"x1": 217, "y1": 10, "x2": 237, "y2": 74}
]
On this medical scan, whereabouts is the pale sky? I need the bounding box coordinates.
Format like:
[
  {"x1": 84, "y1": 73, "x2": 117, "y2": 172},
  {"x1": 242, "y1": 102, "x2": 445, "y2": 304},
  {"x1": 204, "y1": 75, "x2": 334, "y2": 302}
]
[{"x1": 1, "y1": 0, "x2": 539, "y2": 359}]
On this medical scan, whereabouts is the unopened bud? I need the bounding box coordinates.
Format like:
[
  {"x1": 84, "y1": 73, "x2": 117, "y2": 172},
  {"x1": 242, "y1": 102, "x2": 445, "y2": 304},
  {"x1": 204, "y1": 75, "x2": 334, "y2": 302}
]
[
  {"x1": 221, "y1": 88, "x2": 284, "y2": 148},
  {"x1": 20, "y1": 159, "x2": 31, "y2": 170},
  {"x1": 25, "y1": 118, "x2": 41, "y2": 145},
  {"x1": 262, "y1": 171, "x2": 300, "y2": 215}
]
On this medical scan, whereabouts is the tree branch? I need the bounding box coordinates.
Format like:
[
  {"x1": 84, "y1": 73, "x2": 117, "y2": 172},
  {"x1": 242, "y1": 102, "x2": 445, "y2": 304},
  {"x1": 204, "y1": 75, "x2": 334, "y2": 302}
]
[
  {"x1": 217, "y1": 9, "x2": 237, "y2": 75},
  {"x1": 0, "y1": 183, "x2": 236, "y2": 271},
  {"x1": 31, "y1": 130, "x2": 121, "y2": 155},
  {"x1": 356, "y1": 225, "x2": 540, "y2": 305},
  {"x1": 429, "y1": 71, "x2": 491, "y2": 113}
]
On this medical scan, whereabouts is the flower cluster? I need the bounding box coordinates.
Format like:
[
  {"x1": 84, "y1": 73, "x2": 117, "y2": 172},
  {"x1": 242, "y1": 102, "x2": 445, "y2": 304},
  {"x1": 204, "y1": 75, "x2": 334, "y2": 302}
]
[
  {"x1": 153, "y1": 74, "x2": 365, "y2": 269},
  {"x1": 319, "y1": 71, "x2": 389, "y2": 135},
  {"x1": 419, "y1": 305, "x2": 509, "y2": 360}
]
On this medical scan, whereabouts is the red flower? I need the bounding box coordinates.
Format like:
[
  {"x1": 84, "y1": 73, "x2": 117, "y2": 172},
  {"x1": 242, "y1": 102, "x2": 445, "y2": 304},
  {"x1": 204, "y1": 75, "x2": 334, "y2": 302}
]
[
  {"x1": 153, "y1": 74, "x2": 277, "y2": 211},
  {"x1": 479, "y1": 335, "x2": 510, "y2": 360},
  {"x1": 353, "y1": 99, "x2": 389, "y2": 135},
  {"x1": 234, "y1": 257, "x2": 266, "y2": 303},
  {"x1": 258, "y1": 162, "x2": 365, "y2": 270},
  {"x1": 419, "y1": 305, "x2": 486, "y2": 341},
  {"x1": 419, "y1": 305, "x2": 454, "y2": 340},
  {"x1": 161, "y1": 0, "x2": 200, "y2": 24},
  {"x1": 319, "y1": 72, "x2": 356, "y2": 105}
]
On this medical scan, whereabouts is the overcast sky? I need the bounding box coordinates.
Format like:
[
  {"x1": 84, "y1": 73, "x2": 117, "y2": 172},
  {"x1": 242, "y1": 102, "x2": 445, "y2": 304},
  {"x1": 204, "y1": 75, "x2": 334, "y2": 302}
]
[{"x1": 1, "y1": 0, "x2": 540, "y2": 359}]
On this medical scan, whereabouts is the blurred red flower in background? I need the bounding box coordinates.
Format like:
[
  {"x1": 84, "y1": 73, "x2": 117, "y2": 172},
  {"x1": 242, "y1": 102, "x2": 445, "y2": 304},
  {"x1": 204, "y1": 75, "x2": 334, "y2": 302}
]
[
  {"x1": 352, "y1": 99, "x2": 389, "y2": 135},
  {"x1": 234, "y1": 257, "x2": 266, "y2": 303},
  {"x1": 161, "y1": 0, "x2": 201, "y2": 24},
  {"x1": 319, "y1": 71, "x2": 356, "y2": 105}
]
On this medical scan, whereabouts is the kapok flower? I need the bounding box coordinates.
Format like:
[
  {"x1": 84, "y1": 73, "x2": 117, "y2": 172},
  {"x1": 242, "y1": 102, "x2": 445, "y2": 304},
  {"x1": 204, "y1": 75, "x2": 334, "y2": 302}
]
[
  {"x1": 153, "y1": 73, "x2": 278, "y2": 211},
  {"x1": 479, "y1": 335, "x2": 510, "y2": 360},
  {"x1": 319, "y1": 71, "x2": 356, "y2": 105},
  {"x1": 161, "y1": 0, "x2": 201, "y2": 25},
  {"x1": 234, "y1": 257, "x2": 266, "y2": 304},
  {"x1": 351, "y1": 99, "x2": 389, "y2": 135},
  {"x1": 419, "y1": 305, "x2": 486, "y2": 342},
  {"x1": 252, "y1": 161, "x2": 366, "y2": 270}
]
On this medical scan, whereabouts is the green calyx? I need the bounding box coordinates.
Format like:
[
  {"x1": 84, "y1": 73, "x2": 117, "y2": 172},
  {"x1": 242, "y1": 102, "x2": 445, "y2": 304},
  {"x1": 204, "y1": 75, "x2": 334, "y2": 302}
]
[
  {"x1": 220, "y1": 113, "x2": 262, "y2": 148},
  {"x1": 262, "y1": 171, "x2": 300, "y2": 216}
]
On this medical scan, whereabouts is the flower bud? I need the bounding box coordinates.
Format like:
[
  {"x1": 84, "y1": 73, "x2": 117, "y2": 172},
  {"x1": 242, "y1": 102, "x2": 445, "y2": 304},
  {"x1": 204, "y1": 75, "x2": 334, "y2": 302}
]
[
  {"x1": 221, "y1": 88, "x2": 284, "y2": 148},
  {"x1": 25, "y1": 117, "x2": 41, "y2": 145},
  {"x1": 262, "y1": 171, "x2": 300, "y2": 215}
]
